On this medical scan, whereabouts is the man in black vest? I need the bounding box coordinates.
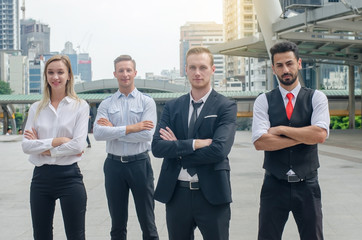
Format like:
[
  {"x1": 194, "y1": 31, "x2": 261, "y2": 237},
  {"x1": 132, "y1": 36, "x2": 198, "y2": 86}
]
[{"x1": 252, "y1": 41, "x2": 330, "y2": 240}]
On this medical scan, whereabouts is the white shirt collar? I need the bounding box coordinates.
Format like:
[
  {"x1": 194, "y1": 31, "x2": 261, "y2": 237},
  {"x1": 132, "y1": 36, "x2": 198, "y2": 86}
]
[
  {"x1": 279, "y1": 83, "x2": 301, "y2": 99},
  {"x1": 189, "y1": 88, "x2": 212, "y2": 105}
]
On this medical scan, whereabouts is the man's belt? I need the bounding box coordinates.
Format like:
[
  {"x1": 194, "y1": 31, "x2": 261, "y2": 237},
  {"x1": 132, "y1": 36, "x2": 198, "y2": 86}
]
[
  {"x1": 177, "y1": 180, "x2": 200, "y2": 190},
  {"x1": 107, "y1": 151, "x2": 149, "y2": 163},
  {"x1": 265, "y1": 170, "x2": 318, "y2": 183}
]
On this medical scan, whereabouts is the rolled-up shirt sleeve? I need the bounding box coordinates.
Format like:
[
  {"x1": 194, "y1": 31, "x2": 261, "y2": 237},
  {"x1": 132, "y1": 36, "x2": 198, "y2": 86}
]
[
  {"x1": 252, "y1": 93, "x2": 270, "y2": 143},
  {"x1": 312, "y1": 90, "x2": 330, "y2": 138}
]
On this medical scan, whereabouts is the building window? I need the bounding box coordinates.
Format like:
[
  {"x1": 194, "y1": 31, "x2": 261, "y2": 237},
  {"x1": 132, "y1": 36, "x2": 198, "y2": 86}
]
[
  {"x1": 244, "y1": 23, "x2": 253, "y2": 30},
  {"x1": 244, "y1": 15, "x2": 253, "y2": 20},
  {"x1": 244, "y1": 6, "x2": 252, "y2": 12}
]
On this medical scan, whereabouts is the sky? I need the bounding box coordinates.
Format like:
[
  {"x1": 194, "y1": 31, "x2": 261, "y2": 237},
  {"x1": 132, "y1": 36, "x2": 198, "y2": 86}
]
[{"x1": 26, "y1": 0, "x2": 223, "y2": 80}]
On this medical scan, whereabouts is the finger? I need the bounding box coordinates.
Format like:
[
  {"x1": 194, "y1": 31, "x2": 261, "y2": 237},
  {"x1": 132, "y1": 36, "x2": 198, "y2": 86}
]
[
  {"x1": 32, "y1": 127, "x2": 38, "y2": 137},
  {"x1": 160, "y1": 135, "x2": 167, "y2": 140},
  {"x1": 165, "y1": 127, "x2": 174, "y2": 134}
]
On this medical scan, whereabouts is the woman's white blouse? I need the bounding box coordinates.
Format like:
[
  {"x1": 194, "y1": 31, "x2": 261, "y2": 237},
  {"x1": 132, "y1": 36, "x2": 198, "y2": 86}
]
[{"x1": 22, "y1": 97, "x2": 89, "y2": 166}]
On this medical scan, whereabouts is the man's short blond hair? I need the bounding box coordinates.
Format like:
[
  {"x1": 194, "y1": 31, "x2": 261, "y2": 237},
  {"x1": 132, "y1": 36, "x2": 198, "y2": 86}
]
[
  {"x1": 186, "y1": 47, "x2": 214, "y2": 66},
  {"x1": 114, "y1": 55, "x2": 136, "y2": 70}
]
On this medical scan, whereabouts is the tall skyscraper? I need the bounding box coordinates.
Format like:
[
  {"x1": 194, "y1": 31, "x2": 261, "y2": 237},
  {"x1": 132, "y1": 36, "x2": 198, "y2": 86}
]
[
  {"x1": 0, "y1": 0, "x2": 20, "y2": 50},
  {"x1": 223, "y1": 0, "x2": 258, "y2": 83},
  {"x1": 61, "y1": 41, "x2": 78, "y2": 75},
  {"x1": 78, "y1": 53, "x2": 92, "y2": 82},
  {"x1": 28, "y1": 57, "x2": 44, "y2": 94},
  {"x1": 20, "y1": 19, "x2": 50, "y2": 58},
  {"x1": 180, "y1": 22, "x2": 225, "y2": 85},
  {"x1": 43, "y1": 42, "x2": 93, "y2": 83},
  {"x1": 9, "y1": 55, "x2": 28, "y2": 94}
]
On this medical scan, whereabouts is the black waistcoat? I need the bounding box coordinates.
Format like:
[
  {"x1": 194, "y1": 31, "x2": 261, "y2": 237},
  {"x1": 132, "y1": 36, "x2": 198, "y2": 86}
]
[{"x1": 264, "y1": 87, "x2": 319, "y2": 179}]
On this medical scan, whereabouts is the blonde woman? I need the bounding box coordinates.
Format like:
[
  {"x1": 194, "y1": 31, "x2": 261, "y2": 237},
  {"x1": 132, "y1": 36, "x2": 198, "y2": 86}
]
[{"x1": 22, "y1": 55, "x2": 89, "y2": 240}]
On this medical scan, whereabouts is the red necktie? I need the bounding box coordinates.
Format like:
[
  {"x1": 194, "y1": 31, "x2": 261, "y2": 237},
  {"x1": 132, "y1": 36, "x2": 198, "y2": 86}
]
[{"x1": 286, "y1": 93, "x2": 294, "y2": 120}]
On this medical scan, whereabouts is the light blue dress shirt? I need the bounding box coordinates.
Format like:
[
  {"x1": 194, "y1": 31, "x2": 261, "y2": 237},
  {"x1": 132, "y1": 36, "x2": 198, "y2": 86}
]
[{"x1": 93, "y1": 88, "x2": 157, "y2": 156}]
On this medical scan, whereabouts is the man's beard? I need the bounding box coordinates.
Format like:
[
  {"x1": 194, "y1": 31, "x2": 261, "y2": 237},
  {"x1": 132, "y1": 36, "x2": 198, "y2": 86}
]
[{"x1": 277, "y1": 72, "x2": 298, "y2": 86}]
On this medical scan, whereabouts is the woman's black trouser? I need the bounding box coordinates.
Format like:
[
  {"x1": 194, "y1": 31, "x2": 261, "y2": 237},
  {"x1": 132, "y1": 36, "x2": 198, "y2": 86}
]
[{"x1": 30, "y1": 163, "x2": 87, "y2": 240}]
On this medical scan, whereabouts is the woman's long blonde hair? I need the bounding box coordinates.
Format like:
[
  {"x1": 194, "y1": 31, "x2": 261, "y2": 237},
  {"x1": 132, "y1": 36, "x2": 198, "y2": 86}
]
[{"x1": 35, "y1": 55, "x2": 79, "y2": 118}]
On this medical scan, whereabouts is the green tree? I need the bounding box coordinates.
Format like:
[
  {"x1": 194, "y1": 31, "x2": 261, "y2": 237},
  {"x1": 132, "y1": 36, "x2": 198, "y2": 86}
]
[
  {"x1": 14, "y1": 112, "x2": 24, "y2": 129},
  {"x1": 0, "y1": 80, "x2": 12, "y2": 94}
]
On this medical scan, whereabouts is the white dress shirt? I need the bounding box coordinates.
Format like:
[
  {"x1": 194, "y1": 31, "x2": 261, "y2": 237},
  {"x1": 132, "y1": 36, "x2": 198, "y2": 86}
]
[
  {"x1": 178, "y1": 88, "x2": 212, "y2": 182},
  {"x1": 22, "y1": 97, "x2": 89, "y2": 167},
  {"x1": 252, "y1": 83, "x2": 330, "y2": 144}
]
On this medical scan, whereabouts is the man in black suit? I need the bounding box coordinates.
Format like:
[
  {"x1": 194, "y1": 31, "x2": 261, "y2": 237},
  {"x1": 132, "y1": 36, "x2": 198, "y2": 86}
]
[{"x1": 152, "y1": 47, "x2": 237, "y2": 240}]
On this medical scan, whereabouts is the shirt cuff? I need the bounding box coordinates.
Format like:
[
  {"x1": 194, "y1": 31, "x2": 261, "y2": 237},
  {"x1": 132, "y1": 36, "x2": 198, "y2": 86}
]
[
  {"x1": 50, "y1": 147, "x2": 57, "y2": 157},
  {"x1": 252, "y1": 130, "x2": 267, "y2": 143},
  {"x1": 44, "y1": 138, "x2": 53, "y2": 149}
]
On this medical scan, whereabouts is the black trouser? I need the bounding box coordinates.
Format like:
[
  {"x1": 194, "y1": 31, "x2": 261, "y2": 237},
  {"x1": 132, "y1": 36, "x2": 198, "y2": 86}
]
[
  {"x1": 30, "y1": 163, "x2": 87, "y2": 240},
  {"x1": 166, "y1": 183, "x2": 231, "y2": 240},
  {"x1": 104, "y1": 154, "x2": 159, "y2": 240},
  {"x1": 258, "y1": 174, "x2": 323, "y2": 240}
]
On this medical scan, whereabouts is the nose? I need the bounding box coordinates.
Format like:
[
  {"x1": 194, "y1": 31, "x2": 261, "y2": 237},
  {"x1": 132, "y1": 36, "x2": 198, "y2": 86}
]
[
  {"x1": 194, "y1": 68, "x2": 201, "y2": 76},
  {"x1": 281, "y1": 64, "x2": 289, "y2": 73}
]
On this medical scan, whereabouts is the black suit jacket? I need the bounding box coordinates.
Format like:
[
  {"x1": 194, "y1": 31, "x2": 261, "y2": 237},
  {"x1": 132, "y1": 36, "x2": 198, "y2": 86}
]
[{"x1": 152, "y1": 89, "x2": 237, "y2": 205}]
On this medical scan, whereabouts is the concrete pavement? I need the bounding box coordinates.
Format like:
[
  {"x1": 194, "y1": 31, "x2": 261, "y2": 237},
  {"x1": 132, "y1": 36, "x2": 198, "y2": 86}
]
[{"x1": 0, "y1": 129, "x2": 361, "y2": 239}]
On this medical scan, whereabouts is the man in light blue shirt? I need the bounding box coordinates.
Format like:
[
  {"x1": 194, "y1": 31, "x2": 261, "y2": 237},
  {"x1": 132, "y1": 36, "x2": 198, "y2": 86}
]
[{"x1": 93, "y1": 55, "x2": 159, "y2": 240}]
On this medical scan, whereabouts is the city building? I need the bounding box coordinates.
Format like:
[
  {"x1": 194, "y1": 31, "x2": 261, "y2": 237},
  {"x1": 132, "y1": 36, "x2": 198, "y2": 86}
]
[
  {"x1": 160, "y1": 68, "x2": 181, "y2": 81},
  {"x1": 43, "y1": 42, "x2": 93, "y2": 83},
  {"x1": 78, "y1": 53, "x2": 92, "y2": 82},
  {"x1": 179, "y1": 22, "x2": 225, "y2": 86},
  {"x1": 223, "y1": 0, "x2": 258, "y2": 86},
  {"x1": 20, "y1": 18, "x2": 50, "y2": 58},
  {"x1": 0, "y1": 0, "x2": 20, "y2": 51},
  {"x1": 61, "y1": 41, "x2": 78, "y2": 75},
  {"x1": 9, "y1": 54, "x2": 28, "y2": 94},
  {"x1": 220, "y1": 0, "x2": 357, "y2": 92},
  {"x1": 28, "y1": 57, "x2": 44, "y2": 94}
]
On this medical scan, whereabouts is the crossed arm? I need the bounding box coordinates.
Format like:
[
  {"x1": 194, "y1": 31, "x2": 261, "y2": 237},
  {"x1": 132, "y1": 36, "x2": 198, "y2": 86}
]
[
  {"x1": 24, "y1": 128, "x2": 82, "y2": 156},
  {"x1": 22, "y1": 102, "x2": 89, "y2": 157},
  {"x1": 93, "y1": 98, "x2": 157, "y2": 142},
  {"x1": 252, "y1": 92, "x2": 329, "y2": 151},
  {"x1": 254, "y1": 125, "x2": 327, "y2": 151},
  {"x1": 159, "y1": 126, "x2": 212, "y2": 150},
  {"x1": 152, "y1": 100, "x2": 237, "y2": 167},
  {"x1": 97, "y1": 117, "x2": 154, "y2": 135}
]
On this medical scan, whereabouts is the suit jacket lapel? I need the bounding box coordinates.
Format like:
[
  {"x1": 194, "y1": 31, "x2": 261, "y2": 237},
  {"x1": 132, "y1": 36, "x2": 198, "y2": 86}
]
[
  {"x1": 181, "y1": 94, "x2": 190, "y2": 138},
  {"x1": 193, "y1": 90, "x2": 218, "y2": 133}
]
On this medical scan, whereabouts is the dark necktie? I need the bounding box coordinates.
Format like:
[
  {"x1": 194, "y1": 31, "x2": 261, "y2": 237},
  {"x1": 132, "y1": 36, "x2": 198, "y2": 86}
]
[
  {"x1": 187, "y1": 100, "x2": 203, "y2": 176},
  {"x1": 188, "y1": 101, "x2": 203, "y2": 138},
  {"x1": 286, "y1": 93, "x2": 294, "y2": 120}
]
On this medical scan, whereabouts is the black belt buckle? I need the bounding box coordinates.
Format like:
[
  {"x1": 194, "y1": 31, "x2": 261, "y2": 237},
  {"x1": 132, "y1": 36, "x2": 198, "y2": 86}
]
[
  {"x1": 189, "y1": 182, "x2": 199, "y2": 190},
  {"x1": 287, "y1": 174, "x2": 301, "y2": 183}
]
